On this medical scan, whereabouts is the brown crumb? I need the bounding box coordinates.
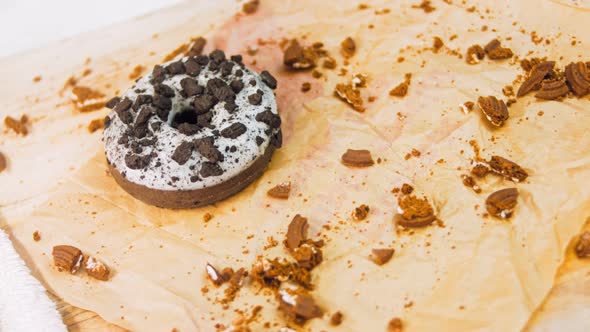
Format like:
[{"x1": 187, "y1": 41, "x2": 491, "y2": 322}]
[
  {"x1": 267, "y1": 182, "x2": 291, "y2": 199},
  {"x1": 341, "y1": 149, "x2": 374, "y2": 167},
  {"x1": 312, "y1": 70, "x2": 322, "y2": 79},
  {"x1": 4, "y1": 115, "x2": 28, "y2": 136},
  {"x1": 388, "y1": 317, "x2": 403, "y2": 332},
  {"x1": 264, "y1": 236, "x2": 279, "y2": 250},
  {"x1": 411, "y1": 148, "x2": 421, "y2": 157},
  {"x1": 461, "y1": 175, "x2": 481, "y2": 193},
  {"x1": 162, "y1": 43, "x2": 190, "y2": 62},
  {"x1": 242, "y1": 0, "x2": 259, "y2": 14},
  {"x1": 87, "y1": 118, "x2": 105, "y2": 133},
  {"x1": 323, "y1": 57, "x2": 337, "y2": 69},
  {"x1": 128, "y1": 65, "x2": 145, "y2": 80},
  {"x1": 433, "y1": 36, "x2": 444, "y2": 52},
  {"x1": 352, "y1": 204, "x2": 370, "y2": 221},
  {"x1": 0, "y1": 152, "x2": 6, "y2": 173},
  {"x1": 203, "y1": 213, "x2": 214, "y2": 222},
  {"x1": 301, "y1": 82, "x2": 311, "y2": 92},
  {"x1": 370, "y1": 248, "x2": 395, "y2": 265},
  {"x1": 33, "y1": 231, "x2": 41, "y2": 242},
  {"x1": 484, "y1": 39, "x2": 513, "y2": 60},
  {"x1": 33, "y1": 76, "x2": 42, "y2": 83},
  {"x1": 389, "y1": 73, "x2": 412, "y2": 97},
  {"x1": 486, "y1": 188, "x2": 518, "y2": 219},
  {"x1": 335, "y1": 83, "x2": 365, "y2": 112},
  {"x1": 466, "y1": 45, "x2": 485, "y2": 65},
  {"x1": 412, "y1": 0, "x2": 436, "y2": 13},
  {"x1": 330, "y1": 311, "x2": 344, "y2": 326},
  {"x1": 471, "y1": 164, "x2": 490, "y2": 178},
  {"x1": 401, "y1": 183, "x2": 414, "y2": 194},
  {"x1": 70, "y1": 85, "x2": 106, "y2": 112},
  {"x1": 341, "y1": 37, "x2": 356, "y2": 58},
  {"x1": 575, "y1": 231, "x2": 590, "y2": 258},
  {"x1": 395, "y1": 195, "x2": 436, "y2": 228},
  {"x1": 284, "y1": 39, "x2": 317, "y2": 70}
]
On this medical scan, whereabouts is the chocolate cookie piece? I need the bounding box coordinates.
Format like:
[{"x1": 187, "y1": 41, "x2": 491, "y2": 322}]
[{"x1": 104, "y1": 51, "x2": 281, "y2": 208}]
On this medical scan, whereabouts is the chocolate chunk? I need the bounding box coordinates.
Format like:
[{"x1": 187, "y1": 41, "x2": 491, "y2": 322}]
[
  {"x1": 132, "y1": 94, "x2": 153, "y2": 111},
  {"x1": 488, "y1": 156, "x2": 528, "y2": 182},
  {"x1": 196, "y1": 55, "x2": 209, "y2": 65},
  {"x1": 341, "y1": 149, "x2": 374, "y2": 167},
  {"x1": 484, "y1": 39, "x2": 513, "y2": 60},
  {"x1": 535, "y1": 80, "x2": 569, "y2": 100},
  {"x1": 193, "y1": 95, "x2": 217, "y2": 114},
  {"x1": 255, "y1": 110, "x2": 281, "y2": 128},
  {"x1": 477, "y1": 96, "x2": 509, "y2": 127},
  {"x1": 209, "y1": 49, "x2": 226, "y2": 63},
  {"x1": 230, "y1": 54, "x2": 243, "y2": 63},
  {"x1": 125, "y1": 153, "x2": 151, "y2": 169},
  {"x1": 565, "y1": 62, "x2": 590, "y2": 97},
  {"x1": 184, "y1": 58, "x2": 201, "y2": 76},
  {"x1": 166, "y1": 60, "x2": 185, "y2": 75},
  {"x1": 151, "y1": 65, "x2": 167, "y2": 84},
  {"x1": 180, "y1": 78, "x2": 202, "y2": 97},
  {"x1": 369, "y1": 248, "x2": 395, "y2": 266},
  {"x1": 177, "y1": 123, "x2": 200, "y2": 135},
  {"x1": 171, "y1": 141, "x2": 194, "y2": 165},
  {"x1": 224, "y1": 100, "x2": 238, "y2": 113},
  {"x1": 194, "y1": 137, "x2": 223, "y2": 162},
  {"x1": 230, "y1": 79, "x2": 244, "y2": 93},
  {"x1": 153, "y1": 94, "x2": 172, "y2": 110},
  {"x1": 575, "y1": 231, "x2": 590, "y2": 258},
  {"x1": 260, "y1": 70, "x2": 277, "y2": 89},
  {"x1": 485, "y1": 188, "x2": 518, "y2": 219},
  {"x1": 285, "y1": 215, "x2": 308, "y2": 250},
  {"x1": 248, "y1": 92, "x2": 262, "y2": 105},
  {"x1": 52, "y1": 245, "x2": 83, "y2": 274},
  {"x1": 220, "y1": 122, "x2": 247, "y2": 138},
  {"x1": 200, "y1": 162, "x2": 223, "y2": 178},
  {"x1": 188, "y1": 37, "x2": 207, "y2": 56},
  {"x1": 221, "y1": 61, "x2": 235, "y2": 76},
  {"x1": 255, "y1": 136, "x2": 264, "y2": 145},
  {"x1": 517, "y1": 61, "x2": 555, "y2": 97},
  {"x1": 267, "y1": 181, "x2": 291, "y2": 199},
  {"x1": 105, "y1": 96, "x2": 121, "y2": 109},
  {"x1": 135, "y1": 106, "x2": 153, "y2": 126},
  {"x1": 154, "y1": 84, "x2": 175, "y2": 98},
  {"x1": 395, "y1": 195, "x2": 436, "y2": 228},
  {"x1": 207, "y1": 78, "x2": 235, "y2": 102}
]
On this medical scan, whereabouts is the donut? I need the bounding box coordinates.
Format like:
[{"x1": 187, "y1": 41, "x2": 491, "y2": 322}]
[{"x1": 103, "y1": 50, "x2": 282, "y2": 209}]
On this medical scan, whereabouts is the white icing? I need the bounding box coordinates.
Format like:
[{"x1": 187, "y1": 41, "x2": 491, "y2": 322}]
[
  {"x1": 279, "y1": 289, "x2": 297, "y2": 306},
  {"x1": 85, "y1": 256, "x2": 98, "y2": 270},
  {"x1": 459, "y1": 103, "x2": 470, "y2": 114},
  {"x1": 104, "y1": 56, "x2": 279, "y2": 191},
  {"x1": 206, "y1": 264, "x2": 219, "y2": 281}
]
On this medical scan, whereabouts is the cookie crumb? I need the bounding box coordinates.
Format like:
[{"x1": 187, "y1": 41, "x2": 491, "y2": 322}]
[
  {"x1": 389, "y1": 73, "x2": 412, "y2": 97},
  {"x1": 242, "y1": 0, "x2": 260, "y2": 14},
  {"x1": 267, "y1": 182, "x2": 291, "y2": 199},
  {"x1": 203, "y1": 213, "x2": 214, "y2": 222},
  {"x1": 330, "y1": 311, "x2": 344, "y2": 326},
  {"x1": 128, "y1": 65, "x2": 145, "y2": 80},
  {"x1": 301, "y1": 82, "x2": 311, "y2": 92},
  {"x1": 33, "y1": 76, "x2": 42, "y2": 83},
  {"x1": 388, "y1": 317, "x2": 403, "y2": 332},
  {"x1": 33, "y1": 231, "x2": 41, "y2": 242},
  {"x1": 341, "y1": 149, "x2": 374, "y2": 167},
  {"x1": 401, "y1": 183, "x2": 414, "y2": 194},
  {"x1": 0, "y1": 151, "x2": 7, "y2": 173},
  {"x1": 575, "y1": 231, "x2": 590, "y2": 258},
  {"x1": 352, "y1": 204, "x2": 370, "y2": 221},
  {"x1": 88, "y1": 118, "x2": 105, "y2": 133},
  {"x1": 412, "y1": 0, "x2": 435, "y2": 13},
  {"x1": 341, "y1": 37, "x2": 356, "y2": 58},
  {"x1": 370, "y1": 248, "x2": 395, "y2": 265}
]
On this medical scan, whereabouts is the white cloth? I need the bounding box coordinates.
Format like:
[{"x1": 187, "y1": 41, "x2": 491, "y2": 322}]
[{"x1": 0, "y1": 230, "x2": 66, "y2": 332}]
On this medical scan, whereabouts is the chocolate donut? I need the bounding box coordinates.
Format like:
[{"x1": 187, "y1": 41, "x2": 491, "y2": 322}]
[{"x1": 103, "y1": 50, "x2": 282, "y2": 209}]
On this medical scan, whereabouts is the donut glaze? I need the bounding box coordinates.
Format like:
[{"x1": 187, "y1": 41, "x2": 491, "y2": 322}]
[{"x1": 103, "y1": 51, "x2": 281, "y2": 208}]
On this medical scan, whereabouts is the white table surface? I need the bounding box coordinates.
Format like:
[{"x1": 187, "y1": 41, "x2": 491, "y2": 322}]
[{"x1": 0, "y1": 0, "x2": 181, "y2": 59}]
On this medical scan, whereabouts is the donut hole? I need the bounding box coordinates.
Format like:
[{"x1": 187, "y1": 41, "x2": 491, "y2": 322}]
[{"x1": 171, "y1": 108, "x2": 199, "y2": 128}]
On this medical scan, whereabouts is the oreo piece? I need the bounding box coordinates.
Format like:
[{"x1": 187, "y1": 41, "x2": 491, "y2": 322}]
[
  {"x1": 135, "y1": 105, "x2": 154, "y2": 125},
  {"x1": 150, "y1": 122, "x2": 161, "y2": 132},
  {"x1": 210, "y1": 50, "x2": 226, "y2": 63},
  {"x1": 185, "y1": 58, "x2": 201, "y2": 76},
  {"x1": 260, "y1": 70, "x2": 277, "y2": 89},
  {"x1": 208, "y1": 61, "x2": 220, "y2": 72},
  {"x1": 171, "y1": 141, "x2": 194, "y2": 165},
  {"x1": 177, "y1": 123, "x2": 200, "y2": 135},
  {"x1": 196, "y1": 55, "x2": 210, "y2": 65},
  {"x1": 132, "y1": 123, "x2": 149, "y2": 139},
  {"x1": 207, "y1": 78, "x2": 235, "y2": 102},
  {"x1": 221, "y1": 61, "x2": 235, "y2": 77},
  {"x1": 230, "y1": 55, "x2": 243, "y2": 63},
  {"x1": 271, "y1": 129, "x2": 283, "y2": 148},
  {"x1": 200, "y1": 162, "x2": 224, "y2": 178},
  {"x1": 151, "y1": 65, "x2": 167, "y2": 84},
  {"x1": 114, "y1": 97, "x2": 133, "y2": 124},
  {"x1": 248, "y1": 92, "x2": 263, "y2": 105},
  {"x1": 235, "y1": 69, "x2": 244, "y2": 77},
  {"x1": 255, "y1": 110, "x2": 281, "y2": 128},
  {"x1": 153, "y1": 94, "x2": 172, "y2": 110},
  {"x1": 194, "y1": 95, "x2": 217, "y2": 114},
  {"x1": 154, "y1": 84, "x2": 175, "y2": 98},
  {"x1": 187, "y1": 37, "x2": 207, "y2": 57},
  {"x1": 104, "y1": 115, "x2": 112, "y2": 128},
  {"x1": 224, "y1": 100, "x2": 238, "y2": 113},
  {"x1": 194, "y1": 137, "x2": 223, "y2": 162},
  {"x1": 132, "y1": 94, "x2": 153, "y2": 111},
  {"x1": 106, "y1": 97, "x2": 121, "y2": 109},
  {"x1": 197, "y1": 111, "x2": 214, "y2": 129},
  {"x1": 166, "y1": 61, "x2": 186, "y2": 75},
  {"x1": 220, "y1": 122, "x2": 247, "y2": 139},
  {"x1": 180, "y1": 78, "x2": 202, "y2": 97},
  {"x1": 125, "y1": 153, "x2": 151, "y2": 170},
  {"x1": 230, "y1": 80, "x2": 244, "y2": 93}
]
